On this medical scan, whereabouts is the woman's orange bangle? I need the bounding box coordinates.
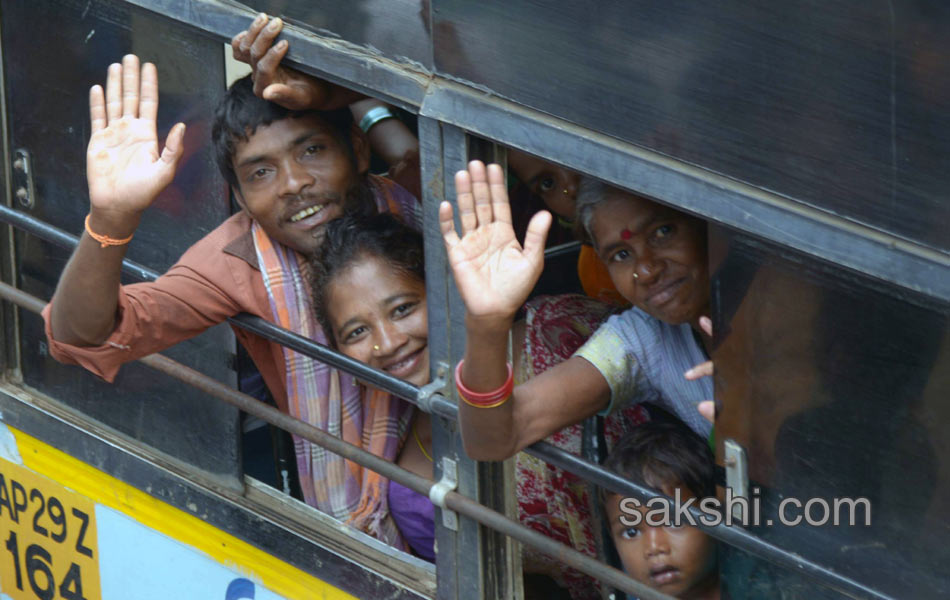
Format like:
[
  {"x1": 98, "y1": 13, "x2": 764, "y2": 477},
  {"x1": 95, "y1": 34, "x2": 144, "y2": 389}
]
[
  {"x1": 455, "y1": 360, "x2": 513, "y2": 409},
  {"x1": 85, "y1": 214, "x2": 134, "y2": 248}
]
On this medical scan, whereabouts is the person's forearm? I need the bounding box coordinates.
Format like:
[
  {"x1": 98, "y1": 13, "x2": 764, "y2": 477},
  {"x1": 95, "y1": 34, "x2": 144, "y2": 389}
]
[
  {"x1": 365, "y1": 120, "x2": 418, "y2": 169},
  {"x1": 49, "y1": 209, "x2": 140, "y2": 346},
  {"x1": 458, "y1": 315, "x2": 520, "y2": 460},
  {"x1": 349, "y1": 99, "x2": 419, "y2": 167}
]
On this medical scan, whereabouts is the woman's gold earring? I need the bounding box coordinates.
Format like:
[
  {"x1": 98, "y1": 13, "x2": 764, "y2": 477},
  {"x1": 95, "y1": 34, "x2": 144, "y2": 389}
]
[
  {"x1": 633, "y1": 272, "x2": 639, "y2": 280},
  {"x1": 373, "y1": 345, "x2": 380, "y2": 351}
]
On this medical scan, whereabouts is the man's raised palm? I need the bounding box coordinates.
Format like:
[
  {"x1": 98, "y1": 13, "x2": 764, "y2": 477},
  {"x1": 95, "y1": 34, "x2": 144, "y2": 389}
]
[{"x1": 86, "y1": 56, "x2": 183, "y2": 217}]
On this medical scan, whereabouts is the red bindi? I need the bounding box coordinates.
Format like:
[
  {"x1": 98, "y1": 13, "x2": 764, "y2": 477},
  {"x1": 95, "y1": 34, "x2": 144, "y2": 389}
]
[{"x1": 620, "y1": 228, "x2": 633, "y2": 240}]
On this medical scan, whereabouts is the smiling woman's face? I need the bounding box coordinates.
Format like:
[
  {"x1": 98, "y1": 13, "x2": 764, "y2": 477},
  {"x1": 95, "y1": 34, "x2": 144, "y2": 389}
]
[
  {"x1": 590, "y1": 192, "x2": 709, "y2": 326},
  {"x1": 325, "y1": 253, "x2": 430, "y2": 386}
]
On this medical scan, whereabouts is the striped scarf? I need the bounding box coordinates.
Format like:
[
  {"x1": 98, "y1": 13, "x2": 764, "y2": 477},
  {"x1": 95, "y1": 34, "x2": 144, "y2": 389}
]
[{"x1": 251, "y1": 175, "x2": 416, "y2": 547}]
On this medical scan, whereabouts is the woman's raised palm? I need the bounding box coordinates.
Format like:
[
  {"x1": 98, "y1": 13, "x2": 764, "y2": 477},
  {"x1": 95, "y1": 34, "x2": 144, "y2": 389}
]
[{"x1": 440, "y1": 162, "x2": 551, "y2": 320}]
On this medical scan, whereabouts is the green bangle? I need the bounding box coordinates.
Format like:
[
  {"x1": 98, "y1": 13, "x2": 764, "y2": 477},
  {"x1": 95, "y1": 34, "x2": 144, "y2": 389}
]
[{"x1": 358, "y1": 106, "x2": 395, "y2": 133}]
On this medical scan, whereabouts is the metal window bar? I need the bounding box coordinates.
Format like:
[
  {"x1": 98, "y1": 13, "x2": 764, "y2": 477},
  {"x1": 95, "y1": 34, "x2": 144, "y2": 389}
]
[
  {"x1": 0, "y1": 279, "x2": 670, "y2": 600},
  {"x1": 419, "y1": 117, "x2": 514, "y2": 600},
  {"x1": 0, "y1": 205, "x2": 893, "y2": 600}
]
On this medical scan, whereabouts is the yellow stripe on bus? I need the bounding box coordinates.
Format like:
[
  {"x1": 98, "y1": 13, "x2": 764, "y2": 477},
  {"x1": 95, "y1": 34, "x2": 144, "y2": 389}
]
[{"x1": 11, "y1": 428, "x2": 357, "y2": 600}]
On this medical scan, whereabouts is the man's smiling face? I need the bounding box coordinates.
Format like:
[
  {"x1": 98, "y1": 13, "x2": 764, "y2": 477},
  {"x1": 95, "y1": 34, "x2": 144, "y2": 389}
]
[{"x1": 231, "y1": 114, "x2": 369, "y2": 254}]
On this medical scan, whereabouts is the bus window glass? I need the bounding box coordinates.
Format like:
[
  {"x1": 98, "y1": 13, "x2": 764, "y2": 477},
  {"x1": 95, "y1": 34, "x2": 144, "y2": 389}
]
[
  {"x1": 4, "y1": 0, "x2": 241, "y2": 483},
  {"x1": 711, "y1": 225, "x2": 950, "y2": 598},
  {"x1": 432, "y1": 0, "x2": 950, "y2": 252}
]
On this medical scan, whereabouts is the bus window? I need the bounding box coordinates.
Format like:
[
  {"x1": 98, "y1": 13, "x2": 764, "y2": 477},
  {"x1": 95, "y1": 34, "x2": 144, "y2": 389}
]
[
  {"x1": 4, "y1": 0, "x2": 242, "y2": 486},
  {"x1": 711, "y1": 226, "x2": 950, "y2": 598},
  {"x1": 1, "y1": 2, "x2": 439, "y2": 597}
]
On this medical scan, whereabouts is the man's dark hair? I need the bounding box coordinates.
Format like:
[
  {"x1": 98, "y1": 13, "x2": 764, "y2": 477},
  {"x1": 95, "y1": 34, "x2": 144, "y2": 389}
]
[
  {"x1": 309, "y1": 213, "x2": 424, "y2": 346},
  {"x1": 603, "y1": 419, "x2": 716, "y2": 500},
  {"x1": 211, "y1": 74, "x2": 356, "y2": 188}
]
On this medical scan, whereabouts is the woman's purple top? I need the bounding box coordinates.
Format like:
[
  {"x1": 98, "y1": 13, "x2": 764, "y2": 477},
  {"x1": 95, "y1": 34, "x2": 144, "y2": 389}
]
[{"x1": 388, "y1": 479, "x2": 435, "y2": 562}]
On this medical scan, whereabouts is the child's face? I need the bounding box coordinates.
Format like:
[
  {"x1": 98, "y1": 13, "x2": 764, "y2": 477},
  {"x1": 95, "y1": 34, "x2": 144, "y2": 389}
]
[
  {"x1": 590, "y1": 192, "x2": 709, "y2": 326},
  {"x1": 507, "y1": 150, "x2": 580, "y2": 221},
  {"x1": 606, "y1": 488, "x2": 718, "y2": 599}
]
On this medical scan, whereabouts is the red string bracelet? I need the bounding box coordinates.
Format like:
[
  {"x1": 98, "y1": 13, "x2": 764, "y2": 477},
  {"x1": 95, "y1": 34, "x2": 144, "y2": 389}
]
[
  {"x1": 455, "y1": 360, "x2": 513, "y2": 409},
  {"x1": 85, "y1": 214, "x2": 134, "y2": 248}
]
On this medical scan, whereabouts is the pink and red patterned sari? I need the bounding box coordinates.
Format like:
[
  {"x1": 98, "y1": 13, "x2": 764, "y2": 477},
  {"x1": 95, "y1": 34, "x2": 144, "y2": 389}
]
[{"x1": 515, "y1": 294, "x2": 649, "y2": 599}]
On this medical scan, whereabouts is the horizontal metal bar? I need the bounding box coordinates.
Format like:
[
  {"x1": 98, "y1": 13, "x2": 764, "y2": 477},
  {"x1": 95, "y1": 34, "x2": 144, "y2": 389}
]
[
  {"x1": 0, "y1": 280, "x2": 44, "y2": 313},
  {"x1": 140, "y1": 355, "x2": 670, "y2": 599},
  {"x1": 0, "y1": 281, "x2": 669, "y2": 600},
  {"x1": 544, "y1": 240, "x2": 582, "y2": 259},
  {"x1": 0, "y1": 205, "x2": 419, "y2": 402},
  {"x1": 0, "y1": 386, "x2": 433, "y2": 600},
  {"x1": 0, "y1": 204, "x2": 159, "y2": 281},
  {"x1": 1, "y1": 208, "x2": 890, "y2": 599},
  {"x1": 420, "y1": 79, "x2": 949, "y2": 304},
  {"x1": 226, "y1": 313, "x2": 420, "y2": 401}
]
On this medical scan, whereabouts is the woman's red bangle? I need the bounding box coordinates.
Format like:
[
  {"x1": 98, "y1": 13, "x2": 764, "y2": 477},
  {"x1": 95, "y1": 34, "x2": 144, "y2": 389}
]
[{"x1": 455, "y1": 360, "x2": 513, "y2": 408}]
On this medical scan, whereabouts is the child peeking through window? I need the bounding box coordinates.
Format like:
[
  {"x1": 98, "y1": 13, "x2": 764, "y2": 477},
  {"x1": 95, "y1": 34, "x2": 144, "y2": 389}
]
[{"x1": 603, "y1": 419, "x2": 723, "y2": 600}]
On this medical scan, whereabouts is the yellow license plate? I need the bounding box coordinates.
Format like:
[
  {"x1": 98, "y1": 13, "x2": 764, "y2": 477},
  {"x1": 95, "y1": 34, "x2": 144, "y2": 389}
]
[{"x1": 0, "y1": 457, "x2": 101, "y2": 600}]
